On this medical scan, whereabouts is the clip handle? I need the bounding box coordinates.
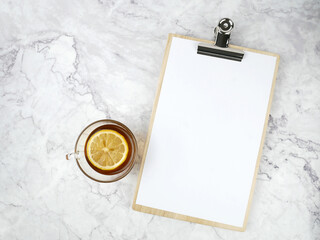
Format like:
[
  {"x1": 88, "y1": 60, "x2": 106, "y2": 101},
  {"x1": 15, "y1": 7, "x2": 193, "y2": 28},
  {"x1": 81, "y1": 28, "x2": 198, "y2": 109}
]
[{"x1": 214, "y1": 18, "x2": 234, "y2": 48}]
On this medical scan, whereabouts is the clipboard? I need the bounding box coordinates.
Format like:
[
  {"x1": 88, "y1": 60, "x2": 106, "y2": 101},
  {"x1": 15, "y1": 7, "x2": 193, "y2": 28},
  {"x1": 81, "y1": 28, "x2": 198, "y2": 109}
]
[{"x1": 132, "y1": 20, "x2": 279, "y2": 231}]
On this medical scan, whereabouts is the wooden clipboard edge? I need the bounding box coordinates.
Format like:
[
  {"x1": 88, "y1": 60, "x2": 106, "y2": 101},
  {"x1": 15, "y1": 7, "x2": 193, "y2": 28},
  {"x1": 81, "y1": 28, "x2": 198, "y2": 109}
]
[
  {"x1": 132, "y1": 33, "x2": 280, "y2": 232},
  {"x1": 170, "y1": 33, "x2": 280, "y2": 58},
  {"x1": 132, "y1": 204, "x2": 244, "y2": 232}
]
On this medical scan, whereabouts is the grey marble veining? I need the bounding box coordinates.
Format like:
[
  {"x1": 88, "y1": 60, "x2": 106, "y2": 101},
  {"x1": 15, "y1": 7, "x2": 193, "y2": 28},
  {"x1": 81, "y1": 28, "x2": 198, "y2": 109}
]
[{"x1": 0, "y1": 0, "x2": 319, "y2": 239}]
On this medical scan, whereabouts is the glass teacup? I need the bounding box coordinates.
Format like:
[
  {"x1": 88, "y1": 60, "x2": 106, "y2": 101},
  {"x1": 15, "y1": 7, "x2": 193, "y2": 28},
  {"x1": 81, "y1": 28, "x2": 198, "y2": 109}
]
[{"x1": 66, "y1": 119, "x2": 138, "y2": 182}]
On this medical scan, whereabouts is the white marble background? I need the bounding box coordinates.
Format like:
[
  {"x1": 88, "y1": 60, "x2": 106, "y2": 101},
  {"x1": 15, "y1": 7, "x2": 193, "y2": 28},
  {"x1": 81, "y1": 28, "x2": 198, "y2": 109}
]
[{"x1": 0, "y1": 0, "x2": 319, "y2": 239}]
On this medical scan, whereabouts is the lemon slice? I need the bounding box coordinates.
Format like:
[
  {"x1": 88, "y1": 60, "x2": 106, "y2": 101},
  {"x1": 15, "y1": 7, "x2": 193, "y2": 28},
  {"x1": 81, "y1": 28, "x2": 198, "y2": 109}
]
[{"x1": 86, "y1": 129, "x2": 129, "y2": 171}]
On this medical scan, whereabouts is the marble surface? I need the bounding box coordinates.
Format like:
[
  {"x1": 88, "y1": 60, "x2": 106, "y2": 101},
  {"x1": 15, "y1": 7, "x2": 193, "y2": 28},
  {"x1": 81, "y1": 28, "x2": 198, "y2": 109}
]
[{"x1": 0, "y1": 0, "x2": 319, "y2": 239}]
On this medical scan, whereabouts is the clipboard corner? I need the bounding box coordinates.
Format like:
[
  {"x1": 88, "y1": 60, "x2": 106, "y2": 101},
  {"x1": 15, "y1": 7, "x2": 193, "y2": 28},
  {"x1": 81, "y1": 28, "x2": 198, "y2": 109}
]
[{"x1": 132, "y1": 202, "x2": 138, "y2": 211}]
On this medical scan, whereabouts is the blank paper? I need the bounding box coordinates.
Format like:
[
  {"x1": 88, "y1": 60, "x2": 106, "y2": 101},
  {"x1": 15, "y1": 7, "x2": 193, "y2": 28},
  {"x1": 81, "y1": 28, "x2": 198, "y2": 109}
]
[{"x1": 135, "y1": 36, "x2": 278, "y2": 229}]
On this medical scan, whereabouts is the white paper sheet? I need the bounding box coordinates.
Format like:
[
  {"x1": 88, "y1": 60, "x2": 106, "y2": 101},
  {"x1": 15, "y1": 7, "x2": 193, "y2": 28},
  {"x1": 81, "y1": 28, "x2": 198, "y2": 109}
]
[{"x1": 136, "y1": 36, "x2": 277, "y2": 228}]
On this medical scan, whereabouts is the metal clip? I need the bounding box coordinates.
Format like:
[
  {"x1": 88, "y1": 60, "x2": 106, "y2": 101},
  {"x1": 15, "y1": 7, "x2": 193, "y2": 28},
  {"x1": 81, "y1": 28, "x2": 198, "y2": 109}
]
[{"x1": 197, "y1": 18, "x2": 244, "y2": 61}]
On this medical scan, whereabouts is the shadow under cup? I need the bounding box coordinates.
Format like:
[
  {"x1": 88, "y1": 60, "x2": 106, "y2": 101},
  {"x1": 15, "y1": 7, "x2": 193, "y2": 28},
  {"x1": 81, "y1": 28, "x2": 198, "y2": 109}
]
[{"x1": 73, "y1": 119, "x2": 138, "y2": 183}]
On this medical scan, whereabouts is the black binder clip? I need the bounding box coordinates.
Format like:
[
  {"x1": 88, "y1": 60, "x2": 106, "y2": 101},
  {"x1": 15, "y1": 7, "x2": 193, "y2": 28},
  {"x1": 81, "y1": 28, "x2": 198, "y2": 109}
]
[{"x1": 197, "y1": 18, "x2": 244, "y2": 61}]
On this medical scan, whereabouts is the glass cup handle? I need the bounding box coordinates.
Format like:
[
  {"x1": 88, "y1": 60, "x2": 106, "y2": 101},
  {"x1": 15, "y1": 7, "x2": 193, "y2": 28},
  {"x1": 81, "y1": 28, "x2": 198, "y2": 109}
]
[{"x1": 66, "y1": 151, "x2": 79, "y2": 160}]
